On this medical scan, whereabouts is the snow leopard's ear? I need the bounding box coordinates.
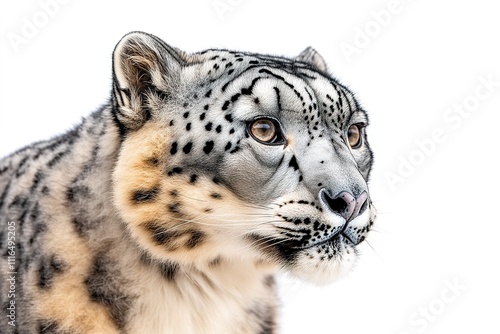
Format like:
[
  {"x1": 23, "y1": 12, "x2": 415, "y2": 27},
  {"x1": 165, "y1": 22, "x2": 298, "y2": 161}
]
[
  {"x1": 112, "y1": 31, "x2": 184, "y2": 133},
  {"x1": 295, "y1": 47, "x2": 328, "y2": 72}
]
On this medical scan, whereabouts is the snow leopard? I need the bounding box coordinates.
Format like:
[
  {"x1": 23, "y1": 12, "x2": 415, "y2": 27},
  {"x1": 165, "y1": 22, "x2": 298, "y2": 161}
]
[{"x1": 0, "y1": 31, "x2": 376, "y2": 333}]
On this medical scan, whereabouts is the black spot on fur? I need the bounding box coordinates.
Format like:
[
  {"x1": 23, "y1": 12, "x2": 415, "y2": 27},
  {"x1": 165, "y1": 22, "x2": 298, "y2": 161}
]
[
  {"x1": 205, "y1": 122, "x2": 213, "y2": 131},
  {"x1": 85, "y1": 252, "x2": 133, "y2": 330},
  {"x1": 273, "y1": 87, "x2": 282, "y2": 110},
  {"x1": 168, "y1": 202, "x2": 181, "y2": 214},
  {"x1": 186, "y1": 122, "x2": 192, "y2": 131},
  {"x1": 69, "y1": 212, "x2": 102, "y2": 237},
  {"x1": 224, "y1": 114, "x2": 233, "y2": 123},
  {"x1": 210, "y1": 193, "x2": 222, "y2": 200},
  {"x1": 224, "y1": 142, "x2": 232, "y2": 151},
  {"x1": 29, "y1": 221, "x2": 46, "y2": 246},
  {"x1": 183, "y1": 142, "x2": 193, "y2": 154},
  {"x1": 231, "y1": 93, "x2": 241, "y2": 102},
  {"x1": 170, "y1": 142, "x2": 178, "y2": 155},
  {"x1": 288, "y1": 156, "x2": 299, "y2": 171},
  {"x1": 215, "y1": 125, "x2": 222, "y2": 133},
  {"x1": 0, "y1": 181, "x2": 11, "y2": 208},
  {"x1": 203, "y1": 141, "x2": 214, "y2": 154},
  {"x1": 158, "y1": 260, "x2": 179, "y2": 281},
  {"x1": 222, "y1": 100, "x2": 230, "y2": 110},
  {"x1": 38, "y1": 255, "x2": 65, "y2": 290},
  {"x1": 71, "y1": 217, "x2": 86, "y2": 236},
  {"x1": 140, "y1": 253, "x2": 179, "y2": 281},
  {"x1": 146, "y1": 156, "x2": 160, "y2": 166},
  {"x1": 183, "y1": 111, "x2": 190, "y2": 118},
  {"x1": 8, "y1": 195, "x2": 28, "y2": 209},
  {"x1": 190, "y1": 174, "x2": 198, "y2": 184},
  {"x1": 143, "y1": 221, "x2": 187, "y2": 247},
  {"x1": 15, "y1": 156, "x2": 29, "y2": 177},
  {"x1": 167, "y1": 167, "x2": 183, "y2": 176},
  {"x1": 66, "y1": 186, "x2": 81, "y2": 202},
  {"x1": 186, "y1": 230, "x2": 205, "y2": 249},
  {"x1": 46, "y1": 150, "x2": 69, "y2": 168},
  {"x1": 131, "y1": 187, "x2": 159, "y2": 203}
]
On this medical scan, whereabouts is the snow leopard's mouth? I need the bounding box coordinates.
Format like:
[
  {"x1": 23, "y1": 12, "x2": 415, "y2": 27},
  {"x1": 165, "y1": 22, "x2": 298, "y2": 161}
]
[{"x1": 291, "y1": 231, "x2": 355, "y2": 251}]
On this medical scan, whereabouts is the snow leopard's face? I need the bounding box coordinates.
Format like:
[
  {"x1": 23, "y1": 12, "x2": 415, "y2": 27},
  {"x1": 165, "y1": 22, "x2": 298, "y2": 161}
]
[{"x1": 112, "y1": 32, "x2": 375, "y2": 284}]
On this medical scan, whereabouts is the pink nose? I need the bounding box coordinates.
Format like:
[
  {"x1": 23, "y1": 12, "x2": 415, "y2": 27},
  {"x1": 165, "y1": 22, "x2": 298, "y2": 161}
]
[{"x1": 321, "y1": 190, "x2": 368, "y2": 222}]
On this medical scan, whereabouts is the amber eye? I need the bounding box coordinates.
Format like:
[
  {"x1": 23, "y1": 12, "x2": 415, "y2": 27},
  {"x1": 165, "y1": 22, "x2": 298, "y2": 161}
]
[
  {"x1": 347, "y1": 124, "x2": 363, "y2": 148},
  {"x1": 248, "y1": 118, "x2": 285, "y2": 145}
]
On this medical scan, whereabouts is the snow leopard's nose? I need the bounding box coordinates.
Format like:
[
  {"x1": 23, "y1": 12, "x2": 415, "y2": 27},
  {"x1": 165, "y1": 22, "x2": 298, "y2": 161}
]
[{"x1": 320, "y1": 190, "x2": 368, "y2": 222}]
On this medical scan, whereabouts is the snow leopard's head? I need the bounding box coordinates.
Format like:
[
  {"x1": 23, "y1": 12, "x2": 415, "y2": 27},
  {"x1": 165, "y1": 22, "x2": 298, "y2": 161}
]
[{"x1": 112, "y1": 32, "x2": 375, "y2": 284}]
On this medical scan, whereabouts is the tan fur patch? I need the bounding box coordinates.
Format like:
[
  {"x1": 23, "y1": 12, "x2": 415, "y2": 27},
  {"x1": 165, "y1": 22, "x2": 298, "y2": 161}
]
[
  {"x1": 113, "y1": 122, "x2": 169, "y2": 224},
  {"x1": 31, "y1": 212, "x2": 119, "y2": 333}
]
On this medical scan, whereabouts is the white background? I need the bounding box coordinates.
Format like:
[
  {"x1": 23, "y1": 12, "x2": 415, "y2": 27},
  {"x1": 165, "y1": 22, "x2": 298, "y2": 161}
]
[{"x1": 1, "y1": 1, "x2": 499, "y2": 333}]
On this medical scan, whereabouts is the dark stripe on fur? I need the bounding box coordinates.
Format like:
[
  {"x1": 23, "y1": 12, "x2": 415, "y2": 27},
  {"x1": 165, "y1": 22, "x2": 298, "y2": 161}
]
[
  {"x1": 85, "y1": 252, "x2": 134, "y2": 330},
  {"x1": 131, "y1": 187, "x2": 160, "y2": 203}
]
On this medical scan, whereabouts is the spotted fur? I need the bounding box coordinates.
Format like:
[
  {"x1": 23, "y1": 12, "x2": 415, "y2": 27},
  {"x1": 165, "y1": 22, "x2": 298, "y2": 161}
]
[{"x1": 0, "y1": 31, "x2": 376, "y2": 333}]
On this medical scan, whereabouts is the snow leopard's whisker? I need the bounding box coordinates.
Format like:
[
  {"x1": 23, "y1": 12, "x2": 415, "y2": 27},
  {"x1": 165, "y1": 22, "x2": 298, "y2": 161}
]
[
  {"x1": 148, "y1": 215, "x2": 274, "y2": 235},
  {"x1": 176, "y1": 192, "x2": 275, "y2": 212},
  {"x1": 251, "y1": 237, "x2": 290, "y2": 252}
]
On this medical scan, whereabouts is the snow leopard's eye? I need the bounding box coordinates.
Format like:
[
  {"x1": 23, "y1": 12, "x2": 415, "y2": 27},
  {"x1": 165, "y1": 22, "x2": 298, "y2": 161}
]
[
  {"x1": 347, "y1": 124, "x2": 363, "y2": 149},
  {"x1": 248, "y1": 117, "x2": 286, "y2": 145}
]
